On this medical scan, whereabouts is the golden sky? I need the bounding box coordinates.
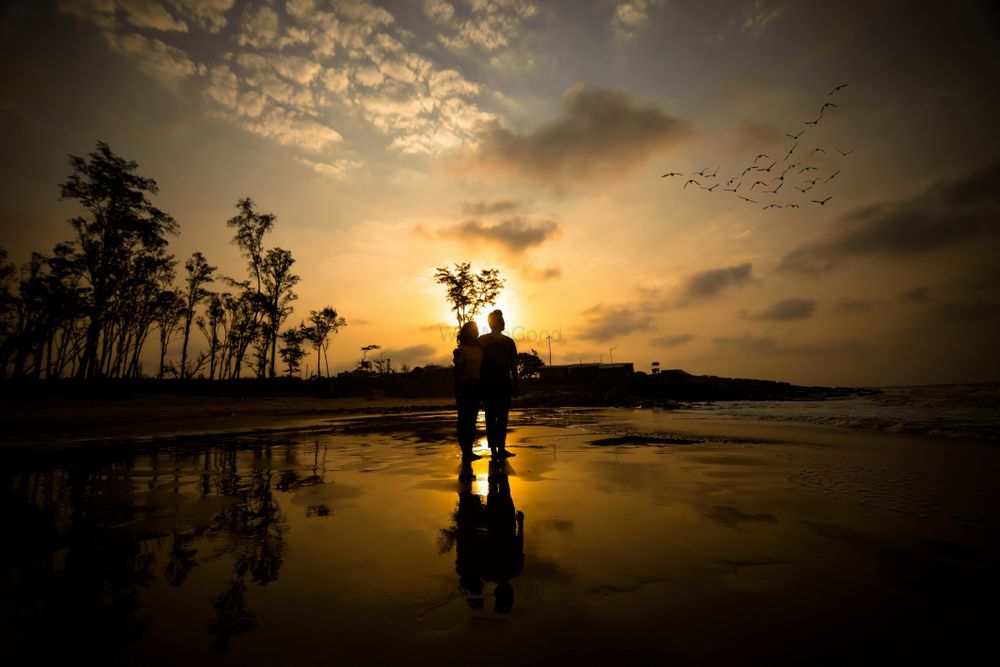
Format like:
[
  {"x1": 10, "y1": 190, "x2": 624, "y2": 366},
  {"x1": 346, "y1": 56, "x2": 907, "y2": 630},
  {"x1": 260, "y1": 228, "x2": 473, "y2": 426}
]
[{"x1": 1, "y1": 0, "x2": 999, "y2": 385}]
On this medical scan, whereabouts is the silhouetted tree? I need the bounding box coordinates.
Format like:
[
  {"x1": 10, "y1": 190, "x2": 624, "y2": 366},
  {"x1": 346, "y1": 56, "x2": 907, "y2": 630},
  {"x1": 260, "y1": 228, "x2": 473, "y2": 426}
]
[
  {"x1": 301, "y1": 307, "x2": 346, "y2": 377},
  {"x1": 515, "y1": 349, "x2": 544, "y2": 378},
  {"x1": 434, "y1": 262, "x2": 504, "y2": 327},
  {"x1": 258, "y1": 247, "x2": 299, "y2": 378},
  {"x1": 155, "y1": 289, "x2": 184, "y2": 379},
  {"x1": 198, "y1": 292, "x2": 227, "y2": 380},
  {"x1": 59, "y1": 141, "x2": 178, "y2": 379},
  {"x1": 278, "y1": 326, "x2": 306, "y2": 377},
  {"x1": 179, "y1": 252, "x2": 215, "y2": 379}
]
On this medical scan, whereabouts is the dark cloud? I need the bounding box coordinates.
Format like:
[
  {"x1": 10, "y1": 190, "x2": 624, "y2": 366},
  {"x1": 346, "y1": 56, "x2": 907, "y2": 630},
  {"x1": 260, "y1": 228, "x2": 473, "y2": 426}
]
[
  {"x1": 521, "y1": 265, "x2": 562, "y2": 281},
  {"x1": 713, "y1": 334, "x2": 866, "y2": 356},
  {"x1": 835, "y1": 297, "x2": 877, "y2": 313},
  {"x1": 779, "y1": 160, "x2": 1000, "y2": 274},
  {"x1": 746, "y1": 297, "x2": 817, "y2": 321},
  {"x1": 384, "y1": 344, "x2": 437, "y2": 365},
  {"x1": 474, "y1": 85, "x2": 690, "y2": 184},
  {"x1": 578, "y1": 303, "x2": 655, "y2": 342},
  {"x1": 896, "y1": 286, "x2": 931, "y2": 303},
  {"x1": 651, "y1": 333, "x2": 693, "y2": 348},
  {"x1": 461, "y1": 198, "x2": 521, "y2": 216},
  {"x1": 685, "y1": 263, "x2": 755, "y2": 299},
  {"x1": 445, "y1": 216, "x2": 558, "y2": 253}
]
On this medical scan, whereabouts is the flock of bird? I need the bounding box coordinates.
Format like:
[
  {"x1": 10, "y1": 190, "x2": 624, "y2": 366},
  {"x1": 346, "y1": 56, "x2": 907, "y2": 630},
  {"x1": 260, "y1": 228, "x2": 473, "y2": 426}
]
[{"x1": 662, "y1": 84, "x2": 852, "y2": 210}]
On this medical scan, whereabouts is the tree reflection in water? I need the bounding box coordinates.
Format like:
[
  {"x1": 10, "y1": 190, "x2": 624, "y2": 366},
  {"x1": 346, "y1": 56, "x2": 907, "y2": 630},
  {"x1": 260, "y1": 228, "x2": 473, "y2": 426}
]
[
  {"x1": 440, "y1": 459, "x2": 525, "y2": 614},
  {"x1": 0, "y1": 440, "x2": 332, "y2": 658}
]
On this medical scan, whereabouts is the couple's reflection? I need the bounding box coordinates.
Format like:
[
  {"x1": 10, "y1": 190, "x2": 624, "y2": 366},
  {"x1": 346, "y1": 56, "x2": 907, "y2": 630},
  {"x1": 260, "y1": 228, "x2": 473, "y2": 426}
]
[{"x1": 443, "y1": 458, "x2": 524, "y2": 613}]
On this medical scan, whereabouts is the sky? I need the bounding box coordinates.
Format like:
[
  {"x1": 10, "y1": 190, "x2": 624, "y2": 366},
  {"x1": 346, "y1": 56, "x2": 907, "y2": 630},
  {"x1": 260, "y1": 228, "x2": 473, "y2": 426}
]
[{"x1": 1, "y1": 0, "x2": 999, "y2": 386}]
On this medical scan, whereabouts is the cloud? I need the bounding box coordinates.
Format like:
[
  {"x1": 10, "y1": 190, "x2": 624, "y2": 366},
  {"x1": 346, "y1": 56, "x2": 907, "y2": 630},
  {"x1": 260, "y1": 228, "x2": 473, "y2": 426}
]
[
  {"x1": 461, "y1": 198, "x2": 521, "y2": 216},
  {"x1": 611, "y1": 0, "x2": 663, "y2": 41},
  {"x1": 237, "y1": 4, "x2": 280, "y2": 48},
  {"x1": 897, "y1": 286, "x2": 931, "y2": 303},
  {"x1": 713, "y1": 334, "x2": 866, "y2": 356},
  {"x1": 745, "y1": 297, "x2": 817, "y2": 321},
  {"x1": 779, "y1": 160, "x2": 1000, "y2": 274},
  {"x1": 473, "y1": 85, "x2": 689, "y2": 185},
  {"x1": 651, "y1": 333, "x2": 693, "y2": 348},
  {"x1": 835, "y1": 297, "x2": 876, "y2": 313},
  {"x1": 520, "y1": 265, "x2": 561, "y2": 281},
  {"x1": 741, "y1": 0, "x2": 783, "y2": 36},
  {"x1": 296, "y1": 157, "x2": 361, "y2": 180},
  {"x1": 167, "y1": 0, "x2": 233, "y2": 33},
  {"x1": 384, "y1": 344, "x2": 437, "y2": 365},
  {"x1": 424, "y1": 0, "x2": 455, "y2": 23},
  {"x1": 578, "y1": 304, "x2": 655, "y2": 342},
  {"x1": 118, "y1": 0, "x2": 188, "y2": 32},
  {"x1": 684, "y1": 263, "x2": 755, "y2": 299},
  {"x1": 106, "y1": 32, "x2": 198, "y2": 89},
  {"x1": 242, "y1": 107, "x2": 342, "y2": 152},
  {"x1": 446, "y1": 216, "x2": 558, "y2": 253}
]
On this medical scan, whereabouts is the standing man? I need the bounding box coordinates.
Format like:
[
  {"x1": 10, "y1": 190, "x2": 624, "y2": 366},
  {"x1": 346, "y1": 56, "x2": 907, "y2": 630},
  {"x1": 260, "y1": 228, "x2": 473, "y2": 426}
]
[{"x1": 479, "y1": 310, "x2": 518, "y2": 458}]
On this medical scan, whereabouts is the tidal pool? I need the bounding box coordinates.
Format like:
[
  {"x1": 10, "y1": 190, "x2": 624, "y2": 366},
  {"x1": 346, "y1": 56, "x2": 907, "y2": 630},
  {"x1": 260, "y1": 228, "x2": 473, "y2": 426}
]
[{"x1": 2, "y1": 410, "x2": 995, "y2": 665}]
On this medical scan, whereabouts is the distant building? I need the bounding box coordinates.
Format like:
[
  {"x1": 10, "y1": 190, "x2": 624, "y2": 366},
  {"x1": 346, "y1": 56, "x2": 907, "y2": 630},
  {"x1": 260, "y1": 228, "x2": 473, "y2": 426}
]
[{"x1": 537, "y1": 362, "x2": 634, "y2": 382}]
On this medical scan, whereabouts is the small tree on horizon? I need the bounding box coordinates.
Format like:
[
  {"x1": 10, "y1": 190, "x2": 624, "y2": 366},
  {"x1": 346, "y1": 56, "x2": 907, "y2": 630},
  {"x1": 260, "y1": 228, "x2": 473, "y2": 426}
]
[{"x1": 434, "y1": 262, "x2": 504, "y2": 327}]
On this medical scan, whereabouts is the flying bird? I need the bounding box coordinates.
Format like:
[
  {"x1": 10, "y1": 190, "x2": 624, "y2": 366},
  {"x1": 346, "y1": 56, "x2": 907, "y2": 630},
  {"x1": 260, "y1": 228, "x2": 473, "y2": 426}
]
[
  {"x1": 705, "y1": 167, "x2": 719, "y2": 178},
  {"x1": 828, "y1": 83, "x2": 850, "y2": 96},
  {"x1": 749, "y1": 180, "x2": 768, "y2": 191},
  {"x1": 740, "y1": 165, "x2": 756, "y2": 177},
  {"x1": 736, "y1": 195, "x2": 757, "y2": 203},
  {"x1": 821, "y1": 102, "x2": 838, "y2": 113},
  {"x1": 810, "y1": 147, "x2": 826, "y2": 156},
  {"x1": 786, "y1": 129, "x2": 805, "y2": 140},
  {"x1": 699, "y1": 183, "x2": 718, "y2": 192},
  {"x1": 812, "y1": 196, "x2": 833, "y2": 205},
  {"x1": 780, "y1": 164, "x2": 797, "y2": 178},
  {"x1": 805, "y1": 116, "x2": 821, "y2": 126},
  {"x1": 661, "y1": 171, "x2": 683, "y2": 177},
  {"x1": 762, "y1": 204, "x2": 783, "y2": 210},
  {"x1": 825, "y1": 170, "x2": 841, "y2": 183},
  {"x1": 803, "y1": 178, "x2": 819, "y2": 186},
  {"x1": 684, "y1": 179, "x2": 701, "y2": 189},
  {"x1": 784, "y1": 203, "x2": 800, "y2": 208},
  {"x1": 799, "y1": 166, "x2": 817, "y2": 174},
  {"x1": 760, "y1": 160, "x2": 777, "y2": 172},
  {"x1": 764, "y1": 182, "x2": 783, "y2": 194},
  {"x1": 836, "y1": 148, "x2": 854, "y2": 156},
  {"x1": 753, "y1": 154, "x2": 769, "y2": 164},
  {"x1": 784, "y1": 142, "x2": 797, "y2": 161},
  {"x1": 794, "y1": 184, "x2": 814, "y2": 193}
]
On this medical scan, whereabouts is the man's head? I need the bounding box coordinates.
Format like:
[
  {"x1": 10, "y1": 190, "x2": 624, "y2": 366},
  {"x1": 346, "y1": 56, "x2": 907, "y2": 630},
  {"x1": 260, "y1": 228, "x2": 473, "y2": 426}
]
[{"x1": 487, "y1": 309, "x2": 505, "y2": 333}]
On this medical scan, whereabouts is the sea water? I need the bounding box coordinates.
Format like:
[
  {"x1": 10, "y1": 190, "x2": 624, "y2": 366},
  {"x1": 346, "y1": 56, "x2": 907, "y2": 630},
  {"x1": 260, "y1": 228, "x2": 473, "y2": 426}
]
[{"x1": 685, "y1": 383, "x2": 1000, "y2": 441}]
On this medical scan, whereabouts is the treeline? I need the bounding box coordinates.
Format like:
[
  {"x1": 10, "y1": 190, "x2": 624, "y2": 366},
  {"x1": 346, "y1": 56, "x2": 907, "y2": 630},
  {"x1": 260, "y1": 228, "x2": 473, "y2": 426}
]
[{"x1": 0, "y1": 141, "x2": 345, "y2": 381}]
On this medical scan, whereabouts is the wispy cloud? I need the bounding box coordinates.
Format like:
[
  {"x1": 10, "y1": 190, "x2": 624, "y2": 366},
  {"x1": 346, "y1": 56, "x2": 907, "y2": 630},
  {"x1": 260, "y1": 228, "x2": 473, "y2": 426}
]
[
  {"x1": 611, "y1": 0, "x2": 663, "y2": 42},
  {"x1": 443, "y1": 216, "x2": 558, "y2": 253},
  {"x1": 684, "y1": 263, "x2": 755, "y2": 299}
]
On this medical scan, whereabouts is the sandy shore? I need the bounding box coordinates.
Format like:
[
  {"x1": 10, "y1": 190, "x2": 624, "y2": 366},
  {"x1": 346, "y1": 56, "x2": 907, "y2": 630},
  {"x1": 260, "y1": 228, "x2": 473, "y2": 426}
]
[
  {"x1": 0, "y1": 394, "x2": 455, "y2": 448},
  {"x1": 3, "y1": 405, "x2": 997, "y2": 663}
]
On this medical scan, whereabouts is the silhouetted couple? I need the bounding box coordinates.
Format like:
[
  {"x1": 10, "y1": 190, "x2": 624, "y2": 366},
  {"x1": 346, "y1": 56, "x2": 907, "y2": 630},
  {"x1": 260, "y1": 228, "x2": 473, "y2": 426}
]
[{"x1": 453, "y1": 309, "x2": 518, "y2": 460}]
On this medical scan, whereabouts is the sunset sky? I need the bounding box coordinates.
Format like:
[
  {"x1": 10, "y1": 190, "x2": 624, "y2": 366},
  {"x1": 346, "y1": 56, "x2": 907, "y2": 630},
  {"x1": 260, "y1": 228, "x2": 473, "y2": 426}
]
[{"x1": 2, "y1": 0, "x2": 998, "y2": 385}]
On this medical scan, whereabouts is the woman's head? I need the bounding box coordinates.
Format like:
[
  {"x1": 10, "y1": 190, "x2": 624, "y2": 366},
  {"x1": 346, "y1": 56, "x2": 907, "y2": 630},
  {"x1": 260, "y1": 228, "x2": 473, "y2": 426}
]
[{"x1": 457, "y1": 321, "x2": 479, "y2": 345}]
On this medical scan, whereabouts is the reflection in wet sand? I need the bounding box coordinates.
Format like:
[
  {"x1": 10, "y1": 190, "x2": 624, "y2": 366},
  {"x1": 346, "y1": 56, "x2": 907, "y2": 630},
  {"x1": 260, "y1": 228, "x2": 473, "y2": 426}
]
[
  {"x1": 1, "y1": 411, "x2": 996, "y2": 664},
  {"x1": 440, "y1": 460, "x2": 524, "y2": 613}
]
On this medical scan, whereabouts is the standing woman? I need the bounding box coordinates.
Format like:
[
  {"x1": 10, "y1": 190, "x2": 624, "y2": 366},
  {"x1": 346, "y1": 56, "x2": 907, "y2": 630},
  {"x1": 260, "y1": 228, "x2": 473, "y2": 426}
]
[{"x1": 454, "y1": 321, "x2": 484, "y2": 460}]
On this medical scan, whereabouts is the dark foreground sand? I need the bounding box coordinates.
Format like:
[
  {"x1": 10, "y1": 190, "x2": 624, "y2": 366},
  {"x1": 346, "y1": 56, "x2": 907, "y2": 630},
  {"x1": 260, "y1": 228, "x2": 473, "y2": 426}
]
[{"x1": 2, "y1": 404, "x2": 997, "y2": 665}]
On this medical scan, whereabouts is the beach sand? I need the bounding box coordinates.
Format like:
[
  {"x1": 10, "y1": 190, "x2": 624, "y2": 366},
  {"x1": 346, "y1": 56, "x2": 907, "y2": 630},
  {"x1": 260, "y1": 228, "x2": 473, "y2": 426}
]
[{"x1": 2, "y1": 405, "x2": 996, "y2": 664}]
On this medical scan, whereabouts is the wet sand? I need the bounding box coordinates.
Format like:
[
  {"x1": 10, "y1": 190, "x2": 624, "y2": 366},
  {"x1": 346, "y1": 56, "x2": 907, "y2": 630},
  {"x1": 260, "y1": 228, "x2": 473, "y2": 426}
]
[{"x1": 2, "y1": 408, "x2": 997, "y2": 665}]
